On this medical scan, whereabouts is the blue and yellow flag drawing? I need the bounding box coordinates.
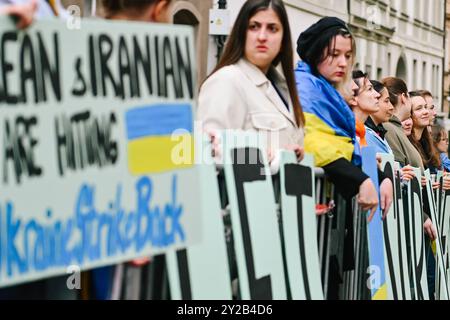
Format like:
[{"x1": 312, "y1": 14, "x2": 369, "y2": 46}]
[{"x1": 125, "y1": 104, "x2": 194, "y2": 174}]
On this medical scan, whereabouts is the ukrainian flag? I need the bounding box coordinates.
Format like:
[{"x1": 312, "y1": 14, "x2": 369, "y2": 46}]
[
  {"x1": 295, "y1": 62, "x2": 358, "y2": 167},
  {"x1": 126, "y1": 104, "x2": 194, "y2": 175}
]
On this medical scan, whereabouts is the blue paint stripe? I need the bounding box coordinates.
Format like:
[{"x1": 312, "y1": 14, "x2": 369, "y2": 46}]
[
  {"x1": 361, "y1": 146, "x2": 386, "y2": 297},
  {"x1": 126, "y1": 104, "x2": 193, "y2": 140}
]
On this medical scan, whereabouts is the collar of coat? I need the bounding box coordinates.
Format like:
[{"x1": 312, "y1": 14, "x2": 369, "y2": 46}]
[{"x1": 238, "y1": 58, "x2": 285, "y2": 88}]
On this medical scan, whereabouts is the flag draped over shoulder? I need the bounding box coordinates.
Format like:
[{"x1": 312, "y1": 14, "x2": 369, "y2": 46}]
[{"x1": 295, "y1": 61, "x2": 358, "y2": 167}]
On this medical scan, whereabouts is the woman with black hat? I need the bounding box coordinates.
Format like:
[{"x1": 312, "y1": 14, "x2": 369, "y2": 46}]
[
  {"x1": 295, "y1": 18, "x2": 381, "y2": 215},
  {"x1": 294, "y1": 17, "x2": 382, "y2": 299}
]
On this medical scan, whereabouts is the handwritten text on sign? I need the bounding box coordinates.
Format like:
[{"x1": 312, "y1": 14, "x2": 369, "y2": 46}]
[{"x1": 0, "y1": 18, "x2": 201, "y2": 288}]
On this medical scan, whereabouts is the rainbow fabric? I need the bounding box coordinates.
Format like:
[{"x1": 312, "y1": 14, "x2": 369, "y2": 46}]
[
  {"x1": 295, "y1": 62, "x2": 358, "y2": 167},
  {"x1": 125, "y1": 104, "x2": 194, "y2": 175}
]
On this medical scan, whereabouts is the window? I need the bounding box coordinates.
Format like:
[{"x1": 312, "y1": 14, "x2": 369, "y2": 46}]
[
  {"x1": 413, "y1": 59, "x2": 418, "y2": 89},
  {"x1": 422, "y1": 61, "x2": 427, "y2": 88},
  {"x1": 365, "y1": 65, "x2": 372, "y2": 78},
  {"x1": 387, "y1": 53, "x2": 391, "y2": 74}
]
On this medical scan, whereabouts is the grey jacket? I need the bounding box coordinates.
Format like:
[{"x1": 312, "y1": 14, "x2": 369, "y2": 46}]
[{"x1": 384, "y1": 115, "x2": 424, "y2": 170}]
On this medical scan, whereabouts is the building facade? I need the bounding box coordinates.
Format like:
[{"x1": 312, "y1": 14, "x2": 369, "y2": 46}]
[
  {"x1": 84, "y1": 0, "x2": 446, "y2": 117},
  {"x1": 204, "y1": 0, "x2": 446, "y2": 116},
  {"x1": 349, "y1": 0, "x2": 446, "y2": 119},
  {"x1": 444, "y1": 0, "x2": 450, "y2": 122}
]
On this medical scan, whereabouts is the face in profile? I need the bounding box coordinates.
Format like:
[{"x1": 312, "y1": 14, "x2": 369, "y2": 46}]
[
  {"x1": 372, "y1": 88, "x2": 394, "y2": 124},
  {"x1": 436, "y1": 130, "x2": 449, "y2": 153},
  {"x1": 399, "y1": 93, "x2": 412, "y2": 122},
  {"x1": 245, "y1": 8, "x2": 283, "y2": 73},
  {"x1": 317, "y1": 35, "x2": 353, "y2": 84},
  {"x1": 354, "y1": 78, "x2": 380, "y2": 114},
  {"x1": 424, "y1": 95, "x2": 436, "y2": 125},
  {"x1": 402, "y1": 118, "x2": 413, "y2": 136}
]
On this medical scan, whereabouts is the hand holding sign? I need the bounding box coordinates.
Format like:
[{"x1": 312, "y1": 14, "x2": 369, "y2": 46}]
[
  {"x1": 380, "y1": 177, "x2": 393, "y2": 220},
  {"x1": 424, "y1": 217, "x2": 437, "y2": 241},
  {"x1": 358, "y1": 177, "x2": 379, "y2": 222},
  {"x1": 0, "y1": 0, "x2": 37, "y2": 29}
]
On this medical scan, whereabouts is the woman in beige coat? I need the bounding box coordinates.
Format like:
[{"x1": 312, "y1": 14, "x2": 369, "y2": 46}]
[{"x1": 197, "y1": 0, "x2": 305, "y2": 162}]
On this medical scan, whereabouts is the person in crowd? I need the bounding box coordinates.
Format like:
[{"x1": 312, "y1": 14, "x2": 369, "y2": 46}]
[
  {"x1": 294, "y1": 17, "x2": 379, "y2": 219},
  {"x1": 362, "y1": 79, "x2": 416, "y2": 183},
  {"x1": 197, "y1": 0, "x2": 305, "y2": 163},
  {"x1": 101, "y1": 0, "x2": 172, "y2": 22},
  {"x1": 382, "y1": 78, "x2": 438, "y2": 300},
  {"x1": 408, "y1": 91, "x2": 445, "y2": 299},
  {"x1": 432, "y1": 125, "x2": 450, "y2": 171},
  {"x1": 350, "y1": 71, "x2": 394, "y2": 220},
  {"x1": 383, "y1": 81, "x2": 437, "y2": 236},
  {"x1": 408, "y1": 91, "x2": 441, "y2": 175},
  {"x1": 294, "y1": 16, "x2": 384, "y2": 300},
  {"x1": 364, "y1": 80, "x2": 393, "y2": 154},
  {"x1": 382, "y1": 78, "x2": 424, "y2": 169},
  {"x1": 351, "y1": 71, "x2": 380, "y2": 146}
]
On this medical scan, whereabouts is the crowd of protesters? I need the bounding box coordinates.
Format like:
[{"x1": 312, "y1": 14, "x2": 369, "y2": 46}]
[{"x1": 1, "y1": 0, "x2": 449, "y2": 300}]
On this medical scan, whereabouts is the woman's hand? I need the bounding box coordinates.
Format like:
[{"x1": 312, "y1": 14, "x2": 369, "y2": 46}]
[
  {"x1": 423, "y1": 218, "x2": 437, "y2": 240},
  {"x1": 358, "y1": 178, "x2": 379, "y2": 222},
  {"x1": 0, "y1": 0, "x2": 37, "y2": 29},
  {"x1": 284, "y1": 144, "x2": 304, "y2": 162},
  {"x1": 205, "y1": 128, "x2": 221, "y2": 160},
  {"x1": 421, "y1": 176, "x2": 427, "y2": 187},
  {"x1": 442, "y1": 174, "x2": 450, "y2": 191},
  {"x1": 400, "y1": 165, "x2": 415, "y2": 182},
  {"x1": 379, "y1": 178, "x2": 393, "y2": 220}
]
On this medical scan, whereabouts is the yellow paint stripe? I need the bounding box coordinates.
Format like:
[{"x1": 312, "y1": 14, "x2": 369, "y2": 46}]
[
  {"x1": 128, "y1": 134, "x2": 194, "y2": 175},
  {"x1": 373, "y1": 283, "x2": 388, "y2": 300}
]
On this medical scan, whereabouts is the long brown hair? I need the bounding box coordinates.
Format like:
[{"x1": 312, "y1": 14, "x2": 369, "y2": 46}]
[
  {"x1": 206, "y1": 0, "x2": 304, "y2": 127},
  {"x1": 408, "y1": 97, "x2": 441, "y2": 169},
  {"x1": 408, "y1": 130, "x2": 441, "y2": 169}
]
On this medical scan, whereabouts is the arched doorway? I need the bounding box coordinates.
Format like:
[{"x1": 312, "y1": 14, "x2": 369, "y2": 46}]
[
  {"x1": 172, "y1": 1, "x2": 209, "y2": 85},
  {"x1": 174, "y1": 9, "x2": 199, "y2": 27}
]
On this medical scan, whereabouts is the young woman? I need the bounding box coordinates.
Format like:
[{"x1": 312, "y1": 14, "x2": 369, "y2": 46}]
[
  {"x1": 350, "y1": 72, "x2": 394, "y2": 219},
  {"x1": 414, "y1": 90, "x2": 436, "y2": 128},
  {"x1": 294, "y1": 17, "x2": 389, "y2": 300},
  {"x1": 364, "y1": 80, "x2": 415, "y2": 183},
  {"x1": 351, "y1": 71, "x2": 381, "y2": 147},
  {"x1": 295, "y1": 17, "x2": 382, "y2": 219},
  {"x1": 409, "y1": 91, "x2": 442, "y2": 299},
  {"x1": 364, "y1": 80, "x2": 394, "y2": 154},
  {"x1": 198, "y1": 0, "x2": 304, "y2": 161},
  {"x1": 408, "y1": 92, "x2": 441, "y2": 174},
  {"x1": 382, "y1": 77, "x2": 424, "y2": 170}
]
